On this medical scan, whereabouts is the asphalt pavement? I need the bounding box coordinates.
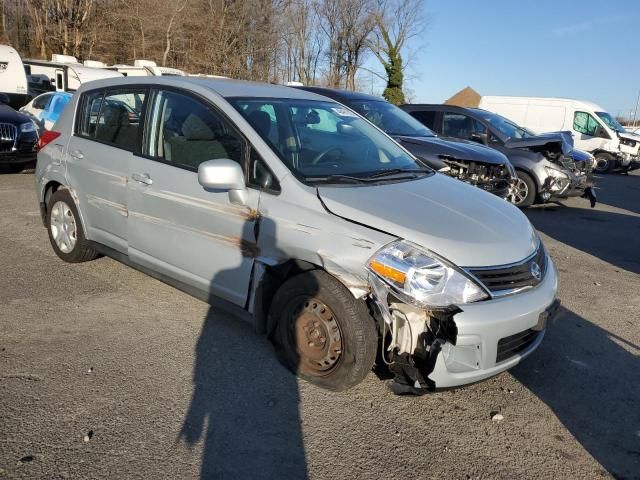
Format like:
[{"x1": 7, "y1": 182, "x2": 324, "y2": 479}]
[{"x1": 1, "y1": 168, "x2": 638, "y2": 479}]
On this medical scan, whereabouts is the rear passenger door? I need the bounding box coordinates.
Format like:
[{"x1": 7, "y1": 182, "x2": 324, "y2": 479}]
[
  {"x1": 65, "y1": 88, "x2": 147, "y2": 253},
  {"x1": 127, "y1": 88, "x2": 259, "y2": 307}
]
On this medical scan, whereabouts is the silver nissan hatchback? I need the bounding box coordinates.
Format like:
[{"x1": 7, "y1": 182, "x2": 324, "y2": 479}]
[{"x1": 35, "y1": 77, "x2": 559, "y2": 392}]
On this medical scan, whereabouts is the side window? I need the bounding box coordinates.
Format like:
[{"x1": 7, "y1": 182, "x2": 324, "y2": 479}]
[
  {"x1": 147, "y1": 90, "x2": 243, "y2": 170},
  {"x1": 94, "y1": 90, "x2": 146, "y2": 150},
  {"x1": 77, "y1": 91, "x2": 104, "y2": 138},
  {"x1": 442, "y1": 112, "x2": 483, "y2": 139},
  {"x1": 410, "y1": 110, "x2": 437, "y2": 130},
  {"x1": 573, "y1": 111, "x2": 600, "y2": 136},
  {"x1": 32, "y1": 94, "x2": 52, "y2": 110}
]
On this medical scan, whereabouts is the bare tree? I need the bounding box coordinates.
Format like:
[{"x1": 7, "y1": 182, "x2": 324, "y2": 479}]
[{"x1": 369, "y1": 0, "x2": 426, "y2": 104}]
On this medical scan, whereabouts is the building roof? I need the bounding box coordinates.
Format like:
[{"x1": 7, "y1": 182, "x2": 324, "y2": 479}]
[{"x1": 444, "y1": 86, "x2": 481, "y2": 108}]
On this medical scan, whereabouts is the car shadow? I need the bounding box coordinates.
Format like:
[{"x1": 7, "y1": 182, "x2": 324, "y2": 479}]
[
  {"x1": 178, "y1": 216, "x2": 310, "y2": 479},
  {"x1": 511, "y1": 306, "x2": 640, "y2": 479},
  {"x1": 525, "y1": 204, "x2": 640, "y2": 275}
]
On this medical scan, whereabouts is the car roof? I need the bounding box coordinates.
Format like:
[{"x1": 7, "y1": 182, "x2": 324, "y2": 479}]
[
  {"x1": 75, "y1": 76, "x2": 331, "y2": 101},
  {"x1": 402, "y1": 104, "x2": 471, "y2": 112},
  {"x1": 296, "y1": 86, "x2": 385, "y2": 103}
]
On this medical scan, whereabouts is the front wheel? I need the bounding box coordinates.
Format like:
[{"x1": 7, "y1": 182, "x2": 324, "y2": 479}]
[
  {"x1": 269, "y1": 270, "x2": 378, "y2": 391},
  {"x1": 594, "y1": 152, "x2": 616, "y2": 173},
  {"x1": 508, "y1": 171, "x2": 536, "y2": 208}
]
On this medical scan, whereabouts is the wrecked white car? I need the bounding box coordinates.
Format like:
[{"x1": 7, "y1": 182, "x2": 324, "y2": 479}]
[{"x1": 35, "y1": 77, "x2": 559, "y2": 392}]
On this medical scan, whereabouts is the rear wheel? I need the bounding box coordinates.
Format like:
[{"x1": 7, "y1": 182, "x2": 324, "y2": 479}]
[
  {"x1": 269, "y1": 270, "x2": 377, "y2": 391},
  {"x1": 508, "y1": 171, "x2": 536, "y2": 208},
  {"x1": 47, "y1": 189, "x2": 99, "y2": 263},
  {"x1": 594, "y1": 152, "x2": 616, "y2": 173}
]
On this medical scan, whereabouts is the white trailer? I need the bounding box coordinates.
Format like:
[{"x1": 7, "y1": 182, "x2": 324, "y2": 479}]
[
  {"x1": 0, "y1": 45, "x2": 29, "y2": 108},
  {"x1": 108, "y1": 59, "x2": 186, "y2": 77},
  {"x1": 479, "y1": 95, "x2": 640, "y2": 172},
  {"x1": 23, "y1": 54, "x2": 122, "y2": 93}
]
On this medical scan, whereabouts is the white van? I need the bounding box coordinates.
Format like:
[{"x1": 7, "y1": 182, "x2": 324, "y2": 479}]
[
  {"x1": 0, "y1": 45, "x2": 29, "y2": 108},
  {"x1": 23, "y1": 54, "x2": 122, "y2": 93},
  {"x1": 479, "y1": 96, "x2": 639, "y2": 173}
]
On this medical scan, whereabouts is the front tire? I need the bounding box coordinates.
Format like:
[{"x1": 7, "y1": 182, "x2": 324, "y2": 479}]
[
  {"x1": 269, "y1": 270, "x2": 378, "y2": 391},
  {"x1": 508, "y1": 171, "x2": 536, "y2": 208},
  {"x1": 594, "y1": 152, "x2": 616, "y2": 173},
  {"x1": 47, "y1": 189, "x2": 99, "y2": 263}
]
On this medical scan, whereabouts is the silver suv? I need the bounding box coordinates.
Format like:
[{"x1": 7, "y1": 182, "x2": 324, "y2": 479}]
[{"x1": 35, "y1": 77, "x2": 559, "y2": 392}]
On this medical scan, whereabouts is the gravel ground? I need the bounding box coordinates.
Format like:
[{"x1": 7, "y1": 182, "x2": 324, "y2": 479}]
[{"x1": 1, "y1": 169, "x2": 639, "y2": 480}]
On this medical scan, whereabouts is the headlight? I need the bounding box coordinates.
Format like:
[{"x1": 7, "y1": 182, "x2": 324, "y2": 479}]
[
  {"x1": 367, "y1": 240, "x2": 489, "y2": 308},
  {"x1": 20, "y1": 122, "x2": 36, "y2": 133},
  {"x1": 544, "y1": 166, "x2": 571, "y2": 192}
]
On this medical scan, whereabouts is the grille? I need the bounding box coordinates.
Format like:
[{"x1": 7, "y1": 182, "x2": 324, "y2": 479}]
[
  {"x1": 467, "y1": 245, "x2": 546, "y2": 294},
  {"x1": 496, "y1": 329, "x2": 539, "y2": 363},
  {"x1": 0, "y1": 123, "x2": 17, "y2": 153}
]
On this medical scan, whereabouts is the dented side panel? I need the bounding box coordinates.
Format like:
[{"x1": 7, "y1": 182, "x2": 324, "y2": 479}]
[{"x1": 127, "y1": 156, "x2": 261, "y2": 308}]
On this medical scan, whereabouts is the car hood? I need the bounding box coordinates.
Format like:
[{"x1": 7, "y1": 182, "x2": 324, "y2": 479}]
[
  {"x1": 504, "y1": 131, "x2": 574, "y2": 154},
  {"x1": 618, "y1": 131, "x2": 639, "y2": 142},
  {"x1": 396, "y1": 135, "x2": 509, "y2": 165},
  {"x1": 318, "y1": 174, "x2": 537, "y2": 267},
  {"x1": 0, "y1": 104, "x2": 31, "y2": 124}
]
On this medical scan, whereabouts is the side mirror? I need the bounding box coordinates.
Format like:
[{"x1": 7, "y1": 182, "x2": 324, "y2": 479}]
[
  {"x1": 470, "y1": 132, "x2": 488, "y2": 145},
  {"x1": 198, "y1": 159, "x2": 247, "y2": 204},
  {"x1": 594, "y1": 125, "x2": 610, "y2": 139}
]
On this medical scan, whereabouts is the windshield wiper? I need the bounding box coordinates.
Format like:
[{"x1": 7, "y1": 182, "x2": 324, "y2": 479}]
[
  {"x1": 364, "y1": 168, "x2": 431, "y2": 179},
  {"x1": 303, "y1": 174, "x2": 370, "y2": 184}
]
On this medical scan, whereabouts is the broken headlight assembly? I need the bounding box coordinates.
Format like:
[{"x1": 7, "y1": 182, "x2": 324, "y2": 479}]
[
  {"x1": 544, "y1": 165, "x2": 571, "y2": 192},
  {"x1": 367, "y1": 240, "x2": 489, "y2": 308}
]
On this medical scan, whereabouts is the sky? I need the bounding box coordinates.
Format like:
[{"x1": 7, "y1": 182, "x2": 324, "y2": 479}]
[{"x1": 365, "y1": 0, "x2": 640, "y2": 117}]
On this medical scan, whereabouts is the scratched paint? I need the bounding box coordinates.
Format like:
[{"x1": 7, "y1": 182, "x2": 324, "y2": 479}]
[{"x1": 86, "y1": 194, "x2": 128, "y2": 217}]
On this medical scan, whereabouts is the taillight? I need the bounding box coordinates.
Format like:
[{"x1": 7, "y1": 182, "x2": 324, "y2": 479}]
[{"x1": 37, "y1": 130, "x2": 61, "y2": 151}]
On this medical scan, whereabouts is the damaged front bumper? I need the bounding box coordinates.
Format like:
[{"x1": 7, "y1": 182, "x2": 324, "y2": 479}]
[{"x1": 369, "y1": 254, "x2": 559, "y2": 391}]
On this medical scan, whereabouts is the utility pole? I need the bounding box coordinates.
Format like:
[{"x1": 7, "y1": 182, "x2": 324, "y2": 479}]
[{"x1": 633, "y1": 89, "x2": 640, "y2": 127}]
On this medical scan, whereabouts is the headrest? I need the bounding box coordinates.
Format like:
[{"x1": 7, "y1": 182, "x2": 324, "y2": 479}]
[
  {"x1": 181, "y1": 114, "x2": 215, "y2": 140},
  {"x1": 248, "y1": 110, "x2": 271, "y2": 137}
]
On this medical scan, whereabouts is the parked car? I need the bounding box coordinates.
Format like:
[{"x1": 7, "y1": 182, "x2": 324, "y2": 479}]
[
  {"x1": 478, "y1": 96, "x2": 640, "y2": 173},
  {"x1": 36, "y1": 76, "x2": 559, "y2": 392},
  {"x1": 0, "y1": 93, "x2": 38, "y2": 171},
  {"x1": 295, "y1": 86, "x2": 516, "y2": 199},
  {"x1": 402, "y1": 104, "x2": 596, "y2": 208},
  {"x1": 20, "y1": 91, "x2": 72, "y2": 132}
]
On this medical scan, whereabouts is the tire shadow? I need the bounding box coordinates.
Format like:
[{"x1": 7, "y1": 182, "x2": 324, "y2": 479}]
[{"x1": 511, "y1": 306, "x2": 640, "y2": 479}]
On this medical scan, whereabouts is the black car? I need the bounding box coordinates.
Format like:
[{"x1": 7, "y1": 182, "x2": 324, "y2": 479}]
[
  {"x1": 294, "y1": 87, "x2": 516, "y2": 199},
  {"x1": 401, "y1": 104, "x2": 596, "y2": 208},
  {"x1": 0, "y1": 93, "x2": 38, "y2": 171}
]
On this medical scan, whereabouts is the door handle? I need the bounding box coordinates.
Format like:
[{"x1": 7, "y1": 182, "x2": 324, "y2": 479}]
[
  {"x1": 69, "y1": 149, "x2": 84, "y2": 159},
  {"x1": 132, "y1": 173, "x2": 153, "y2": 185}
]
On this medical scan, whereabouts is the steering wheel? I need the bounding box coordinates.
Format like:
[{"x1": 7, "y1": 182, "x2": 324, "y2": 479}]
[{"x1": 311, "y1": 147, "x2": 344, "y2": 165}]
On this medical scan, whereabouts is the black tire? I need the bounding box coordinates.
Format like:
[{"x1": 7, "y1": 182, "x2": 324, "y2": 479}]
[
  {"x1": 509, "y1": 171, "x2": 536, "y2": 208},
  {"x1": 46, "y1": 189, "x2": 99, "y2": 263},
  {"x1": 269, "y1": 270, "x2": 377, "y2": 391},
  {"x1": 594, "y1": 152, "x2": 616, "y2": 173}
]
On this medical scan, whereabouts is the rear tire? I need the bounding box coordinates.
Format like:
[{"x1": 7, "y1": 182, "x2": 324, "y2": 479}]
[
  {"x1": 594, "y1": 152, "x2": 615, "y2": 173},
  {"x1": 269, "y1": 270, "x2": 377, "y2": 391},
  {"x1": 47, "y1": 189, "x2": 99, "y2": 263},
  {"x1": 509, "y1": 171, "x2": 536, "y2": 208}
]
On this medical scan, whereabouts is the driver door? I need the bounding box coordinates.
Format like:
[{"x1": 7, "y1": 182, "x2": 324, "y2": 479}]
[{"x1": 127, "y1": 88, "x2": 259, "y2": 306}]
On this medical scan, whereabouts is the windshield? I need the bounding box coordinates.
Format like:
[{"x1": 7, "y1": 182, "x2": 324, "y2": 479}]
[
  {"x1": 231, "y1": 98, "x2": 428, "y2": 181},
  {"x1": 473, "y1": 109, "x2": 533, "y2": 140},
  {"x1": 347, "y1": 100, "x2": 435, "y2": 137},
  {"x1": 596, "y1": 111, "x2": 626, "y2": 133}
]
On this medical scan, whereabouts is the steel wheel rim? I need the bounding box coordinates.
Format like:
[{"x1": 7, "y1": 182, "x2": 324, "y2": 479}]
[
  {"x1": 286, "y1": 297, "x2": 343, "y2": 377},
  {"x1": 594, "y1": 157, "x2": 609, "y2": 172},
  {"x1": 50, "y1": 200, "x2": 77, "y2": 253},
  {"x1": 509, "y1": 178, "x2": 529, "y2": 205}
]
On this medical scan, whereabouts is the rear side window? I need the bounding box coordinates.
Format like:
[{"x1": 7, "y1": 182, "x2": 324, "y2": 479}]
[
  {"x1": 410, "y1": 110, "x2": 437, "y2": 130},
  {"x1": 77, "y1": 91, "x2": 104, "y2": 138},
  {"x1": 94, "y1": 91, "x2": 146, "y2": 150},
  {"x1": 146, "y1": 90, "x2": 243, "y2": 170}
]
